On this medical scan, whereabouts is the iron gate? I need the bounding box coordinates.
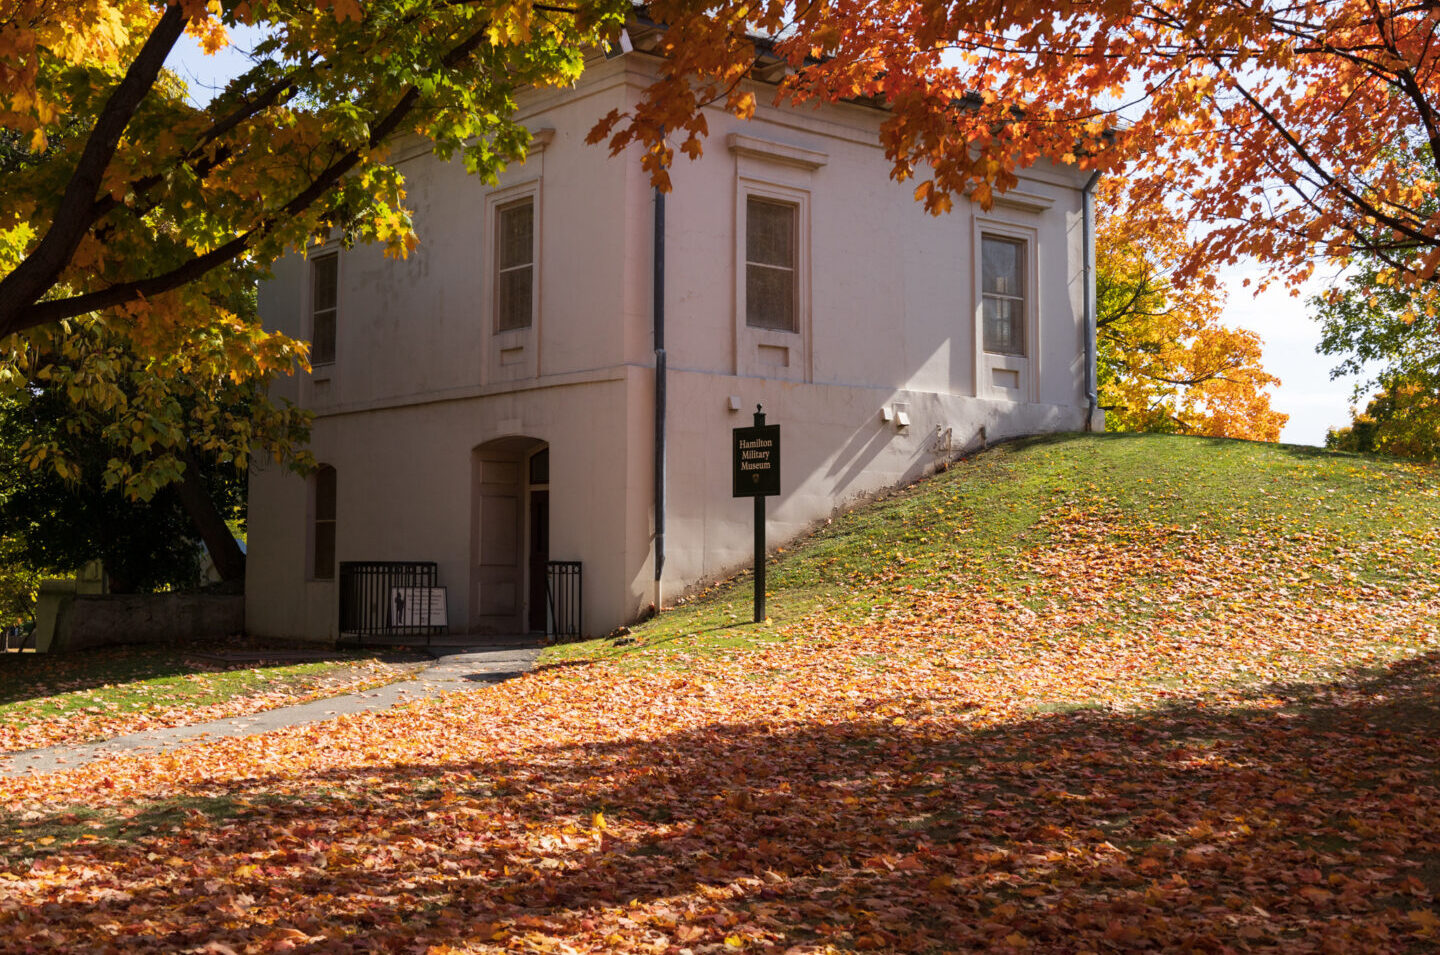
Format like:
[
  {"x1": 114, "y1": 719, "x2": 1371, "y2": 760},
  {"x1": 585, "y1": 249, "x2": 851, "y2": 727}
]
[
  {"x1": 339, "y1": 561, "x2": 446, "y2": 644},
  {"x1": 545, "y1": 561, "x2": 582, "y2": 640}
]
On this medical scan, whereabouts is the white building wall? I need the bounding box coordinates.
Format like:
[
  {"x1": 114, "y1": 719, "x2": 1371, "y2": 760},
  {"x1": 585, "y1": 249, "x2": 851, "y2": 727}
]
[{"x1": 247, "y1": 55, "x2": 1093, "y2": 641}]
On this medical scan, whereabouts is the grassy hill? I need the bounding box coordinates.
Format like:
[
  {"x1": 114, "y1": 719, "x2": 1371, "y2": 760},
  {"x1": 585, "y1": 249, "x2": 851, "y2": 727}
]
[
  {"x1": 546, "y1": 433, "x2": 1440, "y2": 704},
  {"x1": 5, "y1": 434, "x2": 1438, "y2": 953}
]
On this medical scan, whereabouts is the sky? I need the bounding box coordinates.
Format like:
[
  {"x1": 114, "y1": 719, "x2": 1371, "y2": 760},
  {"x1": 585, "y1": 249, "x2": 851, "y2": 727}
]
[
  {"x1": 166, "y1": 31, "x2": 1363, "y2": 447},
  {"x1": 166, "y1": 26, "x2": 264, "y2": 105},
  {"x1": 1219, "y1": 266, "x2": 1366, "y2": 447}
]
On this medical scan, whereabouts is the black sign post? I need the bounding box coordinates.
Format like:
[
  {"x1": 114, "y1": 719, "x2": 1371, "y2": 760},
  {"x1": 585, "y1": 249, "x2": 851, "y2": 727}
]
[{"x1": 733, "y1": 405, "x2": 780, "y2": 622}]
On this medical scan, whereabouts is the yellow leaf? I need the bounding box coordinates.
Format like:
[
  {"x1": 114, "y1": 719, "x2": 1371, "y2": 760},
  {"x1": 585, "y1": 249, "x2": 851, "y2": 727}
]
[{"x1": 1409, "y1": 909, "x2": 1440, "y2": 933}]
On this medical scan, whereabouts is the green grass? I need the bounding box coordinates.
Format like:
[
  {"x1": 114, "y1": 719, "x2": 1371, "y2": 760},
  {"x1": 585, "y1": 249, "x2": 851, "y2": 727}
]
[
  {"x1": 0, "y1": 646, "x2": 421, "y2": 728},
  {"x1": 5, "y1": 795, "x2": 249, "y2": 850},
  {"x1": 0, "y1": 792, "x2": 317, "y2": 865},
  {"x1": 543, "y1": 433, "x2": 1439, "y2": 671}
]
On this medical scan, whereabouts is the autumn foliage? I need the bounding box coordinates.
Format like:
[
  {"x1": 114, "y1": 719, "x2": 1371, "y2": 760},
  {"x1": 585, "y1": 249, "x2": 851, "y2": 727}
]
[
  {"x1": 0, "y1": 649, "x2": 422, "y2": 753},
  {"x1": 2, "y1": 1, "x2": 1436, "y2": 490},
  {"x1": 1328, "y1": 375, "x2": 1440, "y2": 461},
  {"x1": 608, "y1": 1, "x2": 1440, "y2": 292},
  {"x1": 0, "y1": 0, "x2": 630, "y2": 522},
  {"x1": 1095, "y1": 182, "x2": 1288, "y2": 440},
  {"x1": 0, "y1": 0, "x2": 628, "y2": 339},
  {"x1": 1, "y1": 436, "x2": 1438, "y2": 951},
  {"x1": 8, "y1": 1, "x2": 1440, "y2": 342}
]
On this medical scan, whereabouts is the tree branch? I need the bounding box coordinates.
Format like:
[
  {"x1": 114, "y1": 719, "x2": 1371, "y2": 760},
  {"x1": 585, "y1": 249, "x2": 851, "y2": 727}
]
[
  {"x1": 9, "y1": 21, "x2": 496, "y2": 333},
  {"x1": 0, "y1": 4, "x2": 190, "y2": 335}
]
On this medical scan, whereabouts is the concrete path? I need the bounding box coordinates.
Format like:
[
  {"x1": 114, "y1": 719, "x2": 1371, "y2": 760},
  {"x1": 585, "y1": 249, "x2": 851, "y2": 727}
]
[{"x1": 0, "y1": 645, "x2": 541, "y2": 779}]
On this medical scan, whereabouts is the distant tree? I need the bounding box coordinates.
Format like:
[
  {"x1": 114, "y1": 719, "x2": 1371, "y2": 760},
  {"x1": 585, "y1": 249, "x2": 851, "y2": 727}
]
[
  {"x1": 0, "y1": 319, "x2": 309, "y2": 589},
  {"x1": 1326, "y1": 374, "x2": 1440, "y2": 462},
  {"x1": 0, "y1": 366, "x2": 250, "y2": 594},
  {"x1": 1314, "y1": 145, "x2": 1439, "y2": 460},
  {"x1": 1095, "y1": 182, "x2": 1288, "y2": 441},
  {"x1": 2, "y1": 75, "x2": 312, "y2": 574},
  {"x1": 0, "y1": 537, "x2": 44, "y2": 626}
]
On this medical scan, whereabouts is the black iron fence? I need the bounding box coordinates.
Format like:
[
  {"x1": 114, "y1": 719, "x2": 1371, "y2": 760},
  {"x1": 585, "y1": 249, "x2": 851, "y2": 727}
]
[
  {"x1": 339, "y1": 561, "x2": 446, "y2": 645},
  {"x1": 546, "y1": 561, "x2": 582, "y2": 641}
]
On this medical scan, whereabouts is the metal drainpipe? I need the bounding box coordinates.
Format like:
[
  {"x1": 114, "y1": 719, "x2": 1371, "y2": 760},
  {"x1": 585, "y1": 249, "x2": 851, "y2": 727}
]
[
  {"x1": 653, "y1": 184, "x2": 667, "y2": 611},
  {"x1": 1082, "y1": 170, "x2": 1102, "y2": 432}
]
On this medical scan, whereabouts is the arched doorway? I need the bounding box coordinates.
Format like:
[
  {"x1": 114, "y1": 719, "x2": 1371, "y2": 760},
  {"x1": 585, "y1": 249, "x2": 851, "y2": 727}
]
[{"x1": 471, "y1": 437, "x2": 548, "y2": 636}]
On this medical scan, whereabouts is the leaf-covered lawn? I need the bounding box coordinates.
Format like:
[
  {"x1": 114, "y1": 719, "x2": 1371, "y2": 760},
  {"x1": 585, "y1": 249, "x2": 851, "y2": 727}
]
[
  {"x1": 0, "y1": 435, "x2": 1436, "y2": 952},
  {"x1": 0, "y1": 647, "x2": 426, "y2": 753}
]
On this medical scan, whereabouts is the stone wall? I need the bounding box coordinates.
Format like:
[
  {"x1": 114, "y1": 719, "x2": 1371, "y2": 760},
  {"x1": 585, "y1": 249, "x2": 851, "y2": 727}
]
[{"x1": 44, "y1": 593, "x2": 244, "y2": 653}]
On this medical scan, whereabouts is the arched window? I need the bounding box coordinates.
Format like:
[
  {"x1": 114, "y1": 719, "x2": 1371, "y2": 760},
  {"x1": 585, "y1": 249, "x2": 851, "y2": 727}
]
[{"x1": 312, "y1": 466, "x2": 337, "y2": 580}]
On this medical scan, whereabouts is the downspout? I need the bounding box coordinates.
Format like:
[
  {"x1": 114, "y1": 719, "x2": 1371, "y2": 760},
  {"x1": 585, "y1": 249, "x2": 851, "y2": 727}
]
[
  {"x1": 653, "y1": 184, "x2": 666, "y2": 611},
  {"x1": 1082, "y1": 170, "x2": 1102, "y2": 432}
]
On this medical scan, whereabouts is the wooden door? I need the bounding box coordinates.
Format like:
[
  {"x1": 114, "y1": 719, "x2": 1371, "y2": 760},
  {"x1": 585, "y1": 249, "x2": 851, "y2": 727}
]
[{"x1": 472, "y1": 457, "x2": 522, "y2": 634}]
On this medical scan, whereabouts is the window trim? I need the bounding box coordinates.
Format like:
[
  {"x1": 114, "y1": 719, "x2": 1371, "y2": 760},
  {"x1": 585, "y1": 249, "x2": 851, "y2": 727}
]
[
  {"x1": 308, "y1": 250, "x2": 339, "y2": 367},
  {"x1": 493, "y1": 195, "x2": 537, "y2": 333},
  {"x1": 484, "y1": 178, "x2": 542, "y2": 337},
  {"x1": 310, "y1": 465, "x2": 337, "y2": 582},
  {"x1": 482, "y1": 177, "x2": 542, "y2": 383},
  {"x1": 972, "y1": 216, "x2": 1041, "y2": 401},
  {"x1": 734, "y1": 177, "x2": 811, "y2": 382}
]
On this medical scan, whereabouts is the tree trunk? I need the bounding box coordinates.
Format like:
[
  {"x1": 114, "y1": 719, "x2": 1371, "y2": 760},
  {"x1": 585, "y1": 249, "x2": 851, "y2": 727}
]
[{"x1": 174, "y1": 446, "x2": 246, "y2": 583}]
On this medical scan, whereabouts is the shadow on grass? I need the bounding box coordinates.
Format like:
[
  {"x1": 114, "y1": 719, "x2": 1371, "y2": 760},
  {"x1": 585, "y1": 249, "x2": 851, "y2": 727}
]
[
  {"x1": 7, "y1": 652, "x2": 1440, "y2": 951},
  {"x1": 0, "y1": 645, "x2": 396, "y2": 708}
]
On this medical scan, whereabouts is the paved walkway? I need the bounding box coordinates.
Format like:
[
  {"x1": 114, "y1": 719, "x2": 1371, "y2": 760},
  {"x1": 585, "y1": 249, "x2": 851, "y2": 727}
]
[{"x1": 0, "y1": 645, "x2": 541, "y2": 779}]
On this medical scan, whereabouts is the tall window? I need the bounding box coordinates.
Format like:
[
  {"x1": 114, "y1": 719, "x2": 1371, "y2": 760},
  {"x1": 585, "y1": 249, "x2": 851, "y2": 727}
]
[
  {"x1": 745, "y1": 196, "x2": 798, "y2": 332},
  {"x1": 312, "y1": 466, "x2": 336, "y2": 580},
  {"x1": 495, "y1": 197, "x2": 535, "y2": 331},
  {"x1": 310, "y1": 253, "x2": 338, "y2": 365},
  {"x1": 981, "y1": 235, "x2": 1026, "y2": 355}
]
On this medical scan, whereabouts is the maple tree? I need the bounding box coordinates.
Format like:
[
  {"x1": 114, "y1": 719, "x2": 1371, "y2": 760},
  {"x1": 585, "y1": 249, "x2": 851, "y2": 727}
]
[
  {"x1": 1094, "y1": 181, "x2": 1287, "y2": 439},
  {"x1": 0, "y1": 0, "x2": 628, "y2": 340},
  {"x1": 0, "y1": 0, "x2": 626, "y2": 524},
  {"x1": 0, "y1": 309, "x2": 311, "y2": 581},
  {"x1": 9, "y1": 2, "x2": 1438, "y2": 333},
  {"x1": 0, "y1": 367, "x2": 249, "y2": 594},
  {"x1": 608, "y1": 1, "x2": 1440, "y2": 291},
  {"x1": 3, "y1": 0, "x2": 611, "y2": 553},
  {"x1": 1, "y1": 41, "x2": 312, "y2": 566}
]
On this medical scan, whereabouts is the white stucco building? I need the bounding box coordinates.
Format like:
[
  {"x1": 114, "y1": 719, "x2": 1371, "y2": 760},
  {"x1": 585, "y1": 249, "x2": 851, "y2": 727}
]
[{"x1": 246, "y1": 42, "x2": 1102, "y2": 643}]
